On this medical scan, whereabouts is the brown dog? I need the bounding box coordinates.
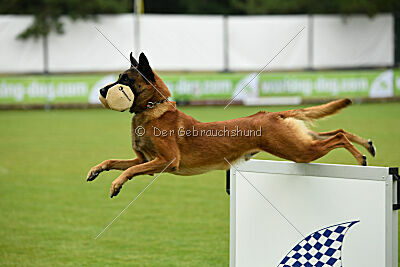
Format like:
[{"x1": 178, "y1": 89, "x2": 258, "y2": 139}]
[{"x1": 87, "y1": 52, "x2": 376, "y2": 198}]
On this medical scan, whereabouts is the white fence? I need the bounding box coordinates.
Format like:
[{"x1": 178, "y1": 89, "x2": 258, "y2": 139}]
[
  {"x1": 312, "y1": 15, "x2": 394, "y2": 69},
  {"x1": 0, "y1": 14, "x2": 394, "y2": 73},
  {"x1": 227, "y1": 15, "x2": 310, "y2": 71},
  {"x1": 140, "y1": 15, "x2": 225, "y2": 71},
  {"x1": 0, "y1": 15, "x2": 44, "y2": 73},
  {"x1": 48, "y1": 14, "x2": 135, "y2": 73},
  {"x1": 229, "y1": 160, "x2": 398, "y2": 267}
]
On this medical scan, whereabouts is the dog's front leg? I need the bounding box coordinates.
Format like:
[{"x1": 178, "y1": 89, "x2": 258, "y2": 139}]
[
  {"x1": 87, "y1": 158, "x2": 143, "y2": 181},
  {"x1": 110, "y1": 157, "x2": 177, "y2": 198}
]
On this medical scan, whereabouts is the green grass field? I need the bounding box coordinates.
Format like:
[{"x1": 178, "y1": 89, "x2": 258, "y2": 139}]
[{"x1": 0, "y1": 103, "x2": 399, "y2": 266}]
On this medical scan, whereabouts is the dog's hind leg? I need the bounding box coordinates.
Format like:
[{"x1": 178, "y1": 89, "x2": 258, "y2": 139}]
[
  {"x1": 310, "y1": 129, "x2": 375, "y2": 157},
  {"x1": 305, "y1": 132, "x2": 367, "y2": 166}
]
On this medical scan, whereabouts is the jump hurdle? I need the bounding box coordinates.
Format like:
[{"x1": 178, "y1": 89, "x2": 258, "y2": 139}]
[{"x1": 228, "y1": 160, "x2": 399, "y2": 267}]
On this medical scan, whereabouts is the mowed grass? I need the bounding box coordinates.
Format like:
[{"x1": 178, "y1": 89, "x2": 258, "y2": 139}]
[{"x1": 0, "y1": 102, "x2": 399, "y2": 266}]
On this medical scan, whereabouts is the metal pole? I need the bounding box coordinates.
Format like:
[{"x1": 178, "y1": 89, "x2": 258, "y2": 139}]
[
  {"x1": 308, "y1": 15, "x2": 314, "y2": 70},
  {"x1": 133, "y1": 0, "x2": 141, "y2": 57},
  {"x1": 223, "y1": 15, "x2": 229, "y2": 72},
  {"x1": 43, "y1": 34, "x2": 49, "y2": 74}
]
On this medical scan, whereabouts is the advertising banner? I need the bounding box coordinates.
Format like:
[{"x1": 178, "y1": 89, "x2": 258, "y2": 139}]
[
  {"x1": 0, "y1": 69, "x2": 398, "y2": 104},
  {"x1": 259, "y1": 69, "x2": 397, "y2": 99}
]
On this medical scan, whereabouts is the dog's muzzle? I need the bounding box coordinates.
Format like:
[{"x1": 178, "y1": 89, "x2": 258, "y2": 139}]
[
  {"x1": 99, "y1": 84, "x2": 135, "y2": 112},
  {"x1": 100, "y1": 87, "x2": 108, "y2": 98}
]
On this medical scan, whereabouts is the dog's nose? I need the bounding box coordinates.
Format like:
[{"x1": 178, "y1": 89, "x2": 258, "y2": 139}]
[{"x1": 100, "y1": 87, "x2": 108, "y2": 98}]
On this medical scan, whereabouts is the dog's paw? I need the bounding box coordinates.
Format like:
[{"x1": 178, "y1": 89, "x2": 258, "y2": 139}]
[
  {"x1": 87, "y1": 166, "x2": 104, "y2": 182},
  {"x1": 362, "y1": 155, "x2": 367, "y2": 166},
  {"x1": 110, "y1": 177, "x2": 127, "y2": 198},
  {"x1": 110, "y1": 186, "x2": 121, "y2": 198},
  {"x1": 368, "y1": 139, "x2": 376, "y2": 157}
]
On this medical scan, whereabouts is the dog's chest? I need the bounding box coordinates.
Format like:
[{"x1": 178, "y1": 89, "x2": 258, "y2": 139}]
[
  {"x1": 131, "y1": 116, "x2": 155, "y2": 158},
  {"x1": 132, "y1": 134, "x2": 148, "y2": 150}
]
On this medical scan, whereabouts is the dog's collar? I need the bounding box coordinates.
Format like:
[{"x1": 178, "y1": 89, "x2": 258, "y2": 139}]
[
  {"x1": 134, "y1": 99, "x2": 169, "y2": 114},
  {"x1": 146, "y1": 99, "x2": 168, "y2": 109}
]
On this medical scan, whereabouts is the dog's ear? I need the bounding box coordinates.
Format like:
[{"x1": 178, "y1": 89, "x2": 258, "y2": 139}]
[
  {"x1": 138, "y1": 52, "x2": 155, "y2": 82},
  {"x1": 130, "y1": 52, "x2": 138, "y2": 68}
]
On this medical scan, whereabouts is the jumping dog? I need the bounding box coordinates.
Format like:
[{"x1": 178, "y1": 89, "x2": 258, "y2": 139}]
[{"x1": 87, "y1": 52, "x2": 376, "y2": 198}]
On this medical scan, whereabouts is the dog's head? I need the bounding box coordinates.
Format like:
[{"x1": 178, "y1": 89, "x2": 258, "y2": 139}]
[{"x1": 99, "y1": 52, "x2": 171, "y2": 113}]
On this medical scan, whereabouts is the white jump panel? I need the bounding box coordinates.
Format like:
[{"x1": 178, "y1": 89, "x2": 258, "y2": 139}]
[{"x1": 230, "y1": 160, "x2": 398, "y2": 267}]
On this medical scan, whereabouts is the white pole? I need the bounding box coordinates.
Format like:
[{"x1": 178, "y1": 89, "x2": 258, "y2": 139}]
[{"x1": 133, "y1": 0, "x2": 141, "y2": 57}]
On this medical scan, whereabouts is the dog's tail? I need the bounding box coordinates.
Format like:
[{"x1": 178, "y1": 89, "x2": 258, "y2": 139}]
[{"x1": 283, "y1": 98, "x2": 352, "y2": 122}]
